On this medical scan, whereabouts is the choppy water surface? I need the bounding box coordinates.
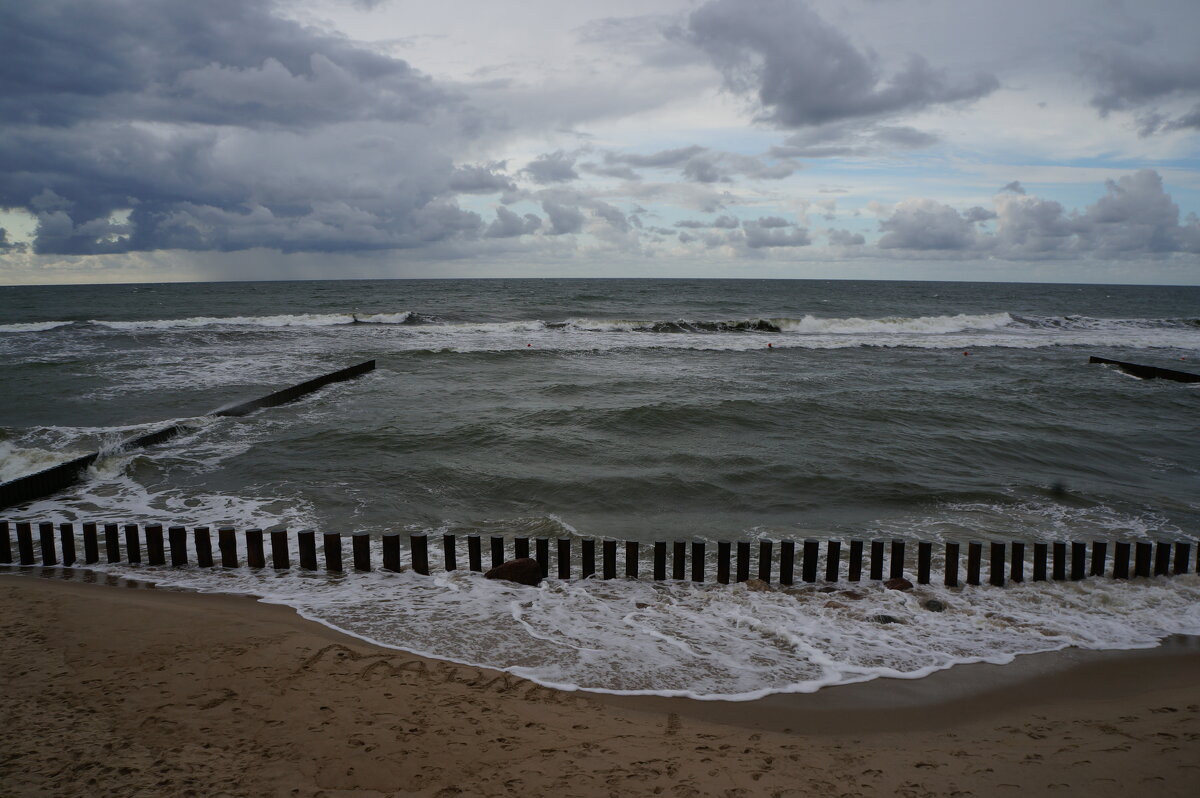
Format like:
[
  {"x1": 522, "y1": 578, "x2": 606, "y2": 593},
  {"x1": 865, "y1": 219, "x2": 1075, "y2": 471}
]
[{"x1": 2, "y1": 278, "x2": 1198, "y2": 698}]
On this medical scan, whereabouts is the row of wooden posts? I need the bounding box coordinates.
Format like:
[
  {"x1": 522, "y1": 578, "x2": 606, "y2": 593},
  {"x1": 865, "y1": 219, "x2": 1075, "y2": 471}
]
[{"x1": 2, "y1": 520, "x2": 1196, "y2": 587}]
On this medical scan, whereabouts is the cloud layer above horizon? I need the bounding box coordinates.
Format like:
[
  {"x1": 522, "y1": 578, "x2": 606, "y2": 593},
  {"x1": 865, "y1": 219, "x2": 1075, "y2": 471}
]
[{"x1": 1, "y1": 0, "x2": 1198, "y2": 282}]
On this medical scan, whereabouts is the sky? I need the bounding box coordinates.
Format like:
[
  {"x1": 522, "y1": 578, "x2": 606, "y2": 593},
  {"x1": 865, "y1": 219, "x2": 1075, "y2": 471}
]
[{"x1": 2, "y1": 0, "x2": 1199, "y2": 285}]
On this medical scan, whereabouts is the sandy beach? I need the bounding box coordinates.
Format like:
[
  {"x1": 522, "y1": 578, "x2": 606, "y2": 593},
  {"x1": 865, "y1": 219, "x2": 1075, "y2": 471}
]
[{"x1": 2, "y1": 572, "x2": 1198, "y2": 798}]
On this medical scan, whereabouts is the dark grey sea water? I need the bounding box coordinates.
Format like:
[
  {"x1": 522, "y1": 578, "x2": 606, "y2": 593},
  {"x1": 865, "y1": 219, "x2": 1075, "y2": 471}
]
[{"x1": 3, "y1": 278, "x2": 1199, "y2": 698}]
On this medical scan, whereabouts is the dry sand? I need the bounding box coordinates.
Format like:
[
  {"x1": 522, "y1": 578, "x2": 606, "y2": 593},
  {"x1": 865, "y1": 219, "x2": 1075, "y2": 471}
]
[{"x1": 1, "y1": 571, "x2": 1198, "y2": 798}]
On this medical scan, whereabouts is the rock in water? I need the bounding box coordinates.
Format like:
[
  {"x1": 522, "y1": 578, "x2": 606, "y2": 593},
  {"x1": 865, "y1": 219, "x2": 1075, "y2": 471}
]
[
  {"x1": 742, "y1": 578, "x2": 772, "y2": 592},
  {"x1": 883, "y1": 577, "x2": 914, "y2": 591},
  {"x1": 484, "y1": 558, "x2": 542, "y2": 586},
  {"x1": 923, "y1": 599, "x2": 947, "y2": 612}
]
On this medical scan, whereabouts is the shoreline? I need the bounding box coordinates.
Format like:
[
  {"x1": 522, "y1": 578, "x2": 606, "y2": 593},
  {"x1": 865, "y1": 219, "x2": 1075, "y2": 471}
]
[{"x1": 3, "y1": 571, "x2": 1199, "y2": 796}]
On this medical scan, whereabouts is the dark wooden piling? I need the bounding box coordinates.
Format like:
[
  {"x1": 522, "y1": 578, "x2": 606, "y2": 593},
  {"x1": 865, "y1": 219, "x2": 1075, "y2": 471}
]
[
  {"x1": 966, "y1": 542, "x2": 982, "y2": 586},
  {"x1": 1033, "y1": 542, "x2": 1048, "y2": 581},
  {"x1": 582, "y1": 539, "x2": 596, "y2": 578},
  {"x1": 411, "y1": 534, "x2": 430, "y2": 575},
  {"x1": 1134, "y1": 541, "x2": 1152, "y2": 578},
  {"x1": 539, "y1": 538, "x2": 551, "y2": 577},
  {"x1": 40, "y1": 522, "x2": 58, "y2": 566},
  {"x1": 625, "y1": 541, "x2": 639, "y2": 579},
  {"x1": 989, "y1": 542, "x2": 1005, "y2": 587},
  {"x1": 490, "y1": 536, "x2": 504, "y2": 569},
  {"x1": 514, "y1": 537, "x2": 530, "y2": 560},
  {"x1": 944, "y1": 542, "x2": 960, "y2": 587},
  {"x1": 169, "y1": 525, "x2": 188, "y2": 566},
  {"x1": 917, "y1": 541, "x2": 931, "y2": 585},
  {"x1": 1090, "y1": 541, "x2": 1107, "y2": 577},
  {"x1": 297, "y1": 530, "x2": 316, "y2": 571},
  {"x1": 654, "y1": 541, "x2": 666, "y2": 581},
  {"x1": 848, "y1": 540, "x2": 864, "y2": 582},
  {"x1": 273, "y1": 528, "x2": 291, "y2": 566},
  {"x1": 1071, "y1": 542, "x2": 1087, "y2": 581},
  {"x1": 0, "y1": 520, "x2": 10, "y2": 564},
  {"x1": 757, "y1": 540, "x2": 773, "y2": 583},
  {"x1": 604, "y1": 540, "x2": 617, "y2": 579},
  {"x1": 690, "y1": 542, "x2": 704, "y2": 582},
  {"x1": 82, "y1": 522, "x2": 99, "y2": 564},
  {"x1": 1052, "y1": 542, "x2": 1066, "y2": 581},
  {"x1": 104, "y1": 523, "x2": 120, "y2": 563},
  {"x1": 468, "y1": 535, "x2": 482, "y2": 572},
  {"x1": 1010, "y1": 541, "x2": 1024, "y2": 583},
  {"x1": 802, "y1": 539, "x2": 819, "y2": 583},
  {"x1": 825, "y1": 541, "x2": 841, "y2": 583},
  {"x1": 124, "y1": 523, "x2": 141, "y2": 564},
  {"x1": 145, "y1": 524, "x2": 165, "y2": 566},
  {"x1": 245, "y1": 528, "x2": 265, "y2": 569},
  {"x1": 560, "y1": 539, "x2": 573, "y2": 580},
  {"x1": 1174, "y1": 541, "x2": 1192, "y2": 575},
  {"x1": 381, "y1": 533, "x2": 400, "y2": 572},
  {"x1": 17, "y1": 521, "x2": 34, "y2": 565},
  {"x1": 59, "y1": 522, "x2": 76, "y2": 566},
  {"x1": 717, "y1": 541, "x2": 731, "y2": 584},
  {"x1": 779, "y1": 540, "x2": 795, "y2": 585},
  {"x1": 672, "y1": 540, "x2": 686, "y2": 581},
  {"x1": 219, "y1": 526, "x2": 238, "y2": 567},
  {"x1": 869, "y1": 540, "x2": 884, "y2": 581},
  {"x1": 1154, "y1": 542, "x2": 1171, "y2": 576},
  {"x1": 445, "y1": 534, "x2": 459, "y2": 572},
  {"x1": 736, "y1": 541, "x2": 750, "y2": 583},
  {"x1": 889, "y1": 540, "x2": 905, "y2": 579},
  {"x1": 351, "y1": 532, "x2": 371, "y2": 571},
  {"x1": 1113, "y1": 541, "x2": 1131, "y2": 579},
  {"x1": 323, "y1": 532, "x2": 343, "y2": 572}
]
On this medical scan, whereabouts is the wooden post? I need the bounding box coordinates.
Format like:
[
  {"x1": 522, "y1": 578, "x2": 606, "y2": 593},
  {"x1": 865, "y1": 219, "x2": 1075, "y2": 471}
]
[
  {"x1": 468, "y1": 535, "x2": 482, "y2": 572},
  {"x1": 219, "y1": 526, "x2": 238, "y2": 567},
  {"x1": 779, "y1": 540, "x2": 795, "y2": 586},
  {"x1": 0, "y1": 520, "x2": 9, "y2": 564},
  {"x1": 297, "y1": 530, "x2": 316, "y2": 571},
  {"x1": 672, "y1": 540, "x2": 686, "y2": 581},
  {"x1": 323, "y1": 532, "x2": 343, "y2": 572},
  {"x1": 989, "y1": 542, "x2": 1005, "y2": 587},
  {"x1": 196, "y1": 523, "x2": 213, "y2": 566},
  {"x1": 17, "y1": 522, "x2": 34, "y2": 565},
  {"x1": 1112, "y1": 541, "x2": 1130, "y2": 579},
  {"x1": 690, "y1": 542, "x2": 704, "y2": 582},
  {"x1": 1033, "y1": 542, "x2": 1048, "y2": 581},
  {"x1": 103, "y1": 523, "x2": 120, "y2": 563},
  {"x1": 559, "y1": 539, "x2": 572, "y2": 580},
  {"x1": 446, "y1": 534, "x2": 459, "y2": 572},
  {"x1": 890, "y1": 540, "x2": 905, "y2": 580},
  {"x1": 515, "y1": 537, "x2": 530, "y2": 560},
  {"x1": 246, "y1": 528, "x2": 265, "y2": 569},
  {"x1": 169, "y1": 526, "x2": 188, "y2": 567},
  {"x1": 1154, "y1": 542, "x2": 1171, "y2": 576},
  {"x1": 603, "y1": 540, "x2": 617, "y2": 579},
  {"x1": 410, "y1": 534, "x2": 429, "y2": 575},
  {"x1": 1134, "y1": 542, "x2": 1152, "y2": 578},
  {"x1": 717, "y1": 541, "x2": 731, "y2": 584},
  {"x1": 917, "y1": 541, "x2": 931, "y2": 585},
  {"x1": 40, "y1": 522, "x2": 58, "y2": 566},
  {"x1": 802, "y1": 539, "x2": 819, "y2": 583},
  {"x1": 825, "y1": 541, "x2": 841, "y2": 583},
  {"x1": 538, "y1": 537, "x2": 551, "y2": 576},
  {"x1": 625, "y1": 541, "x2": 639, "y2": 579},
  {"x1": 1052, "y1": 542, "x2": 1066, "y2": 580},
  {"x1": 944, "y1": 542, "x2": 960, "y2": 587},
  {"x1": 1010, "y1": 542, "x2": 1024, "y2": 583},
  {"x1": 848, "y1": 540, "x2": 863, "y2": 582},
  {"x1": 490, "y1": 536, "x2": 504, "y2": 569},
  {"x1": 966, "y1": 542, "x2": 982, "y2": 586},
  {"x1": 1071, "y1": 542, "x2": 1087, "y2": 581},
  {"x1": 1090, "y1": 541, "x2": 1107, "y2": 577},
  {"x1": 268, "y1": 529, "x2": 289, "y2": 570},
  {"x1": 1174, "y1": 541, "x2": 1191, "y2": 575},
  {"x1": 653, "y1": 541, "x2": 666, "y2": 581},
  {"x1": 352, "y1": 533, "x2": 370, "y2": 571},
  {"x1": 145, "y1": 524, "x2": 165, "y2": 566},
  {"x1": 124, "y1": 523, "x2": 141, "y2": 564},
  {"x1": 736, "y1": 541, "x2": 750, "y2": 583},
  {"x1": 582, "y1": 539, "x2": 596, "y2": 578},
  {"x1": 869, "y1": 540, "x2": 884, "y2": 581},
  {"x1": 381, "y1": 533, "x2": 400, "y2": 572},
  {"x1": 82, "y1": 522, "x2": 99, "y2": 564},
  {"x1": 757, "y1": 540, "x2": 772, "y2": 583},
  {"x1": 57, "y1": 522, "x2": 76, "y2": 566}
]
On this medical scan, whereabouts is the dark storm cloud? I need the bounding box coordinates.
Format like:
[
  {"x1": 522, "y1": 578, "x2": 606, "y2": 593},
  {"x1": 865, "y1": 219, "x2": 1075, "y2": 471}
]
[
  {"x1": 484, "y1": 206, "x2": 542, "y2": 238},
  {"x1": 673, "y1": 214, "x2": 740, "y2": 229},
  {"x1": 878, "y1": 199, "x2": 980, "y2": 251},
  {"x1": 597, "y1": 145, "x2": 797, "y2": 183},
  {"x1": 522, "y1": 151, "x2": 581, "y2": 184},
  {"x1": 449, "y1": 163, "x2": 516, "y2": 194},
  {"x1": 1084, "y1": 48, "x2": 1200, "y2": 135},
  {"x1": 742, "y1": 217, "x2": 810, "y2": 248},
  {"x1": 684, "y1": 0, "x2": 998, "y2": 128},
  {"x1": 825, "y1": 228, "x2": 865, "y2": 247},
  {"x1": 0, "y1": 229, "x2": 28, "y2": 253},
  {"x1": 542, "y1": 200, "x2": 586, "y2": 235},
  {"x1": 0, "y1": 0, "x2": 500, "y2": 255},
  {"x1": 770, "y1": 123, "x2": 938, "y2": 158}
]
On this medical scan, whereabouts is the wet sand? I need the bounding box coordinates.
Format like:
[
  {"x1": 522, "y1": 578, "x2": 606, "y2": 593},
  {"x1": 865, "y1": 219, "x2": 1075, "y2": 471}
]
[{"x1": 2, "y1": 571, "x2": 1198, "y2": 797}]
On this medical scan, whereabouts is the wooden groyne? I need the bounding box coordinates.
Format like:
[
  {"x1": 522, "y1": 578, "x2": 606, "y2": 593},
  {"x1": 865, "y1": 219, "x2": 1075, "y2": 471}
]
[
  {"x1": 0, "y1": 360, "x2": 375, "y2": 510},
  {"x1": 2, "y1": 521, "x2": 1195, "y2": 588},
  {"x1": 1090, "y1": 356, "x2": 1200, "y2": 383}
]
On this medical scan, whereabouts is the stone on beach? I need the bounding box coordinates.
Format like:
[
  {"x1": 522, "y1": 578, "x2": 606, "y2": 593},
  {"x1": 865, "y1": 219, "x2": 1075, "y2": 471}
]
[
  {"x1": 883, "y1": 577, "x2": 914, "y2": 591},
  {"x1": 484, "y1": 557, "x2": 543, "y2": 586}
]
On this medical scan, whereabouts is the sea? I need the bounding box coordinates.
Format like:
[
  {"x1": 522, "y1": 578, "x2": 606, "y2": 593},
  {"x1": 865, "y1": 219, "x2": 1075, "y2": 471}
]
[{"x1": 2, "y1": 277, "x2": 1199, "y2": 700}]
